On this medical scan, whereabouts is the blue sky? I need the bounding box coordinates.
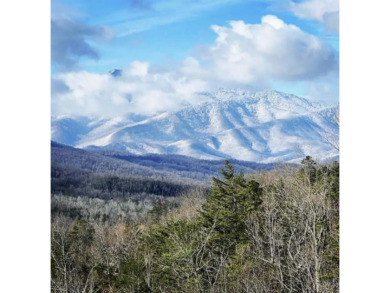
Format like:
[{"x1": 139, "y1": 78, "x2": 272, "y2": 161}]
[{"x1": 51, "y1": 0, "x2": 339, "y2": 117}]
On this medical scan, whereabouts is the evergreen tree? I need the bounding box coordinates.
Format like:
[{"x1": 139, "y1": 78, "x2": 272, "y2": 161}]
[
  {"x1": 199, "y1": 160, "x2": 263, "y2": 251},
  {"x1": 299, "y1": 155, "x2": 318, "y2": 185}
]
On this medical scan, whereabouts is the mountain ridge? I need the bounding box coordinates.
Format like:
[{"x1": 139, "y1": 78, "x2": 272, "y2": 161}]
[{"x1": 52, "y1": 89, "x2": 339, "y2": 163}]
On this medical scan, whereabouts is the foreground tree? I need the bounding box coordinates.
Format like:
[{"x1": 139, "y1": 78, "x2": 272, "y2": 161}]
[{"x1": 200, "y1": 160, "x2": 263, "y2": 251}]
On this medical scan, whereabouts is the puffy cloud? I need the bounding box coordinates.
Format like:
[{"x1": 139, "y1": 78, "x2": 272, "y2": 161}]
[
  {"x1": 51, "y1": 16, "x2": 114, "y2": 71},
  {"x1": 52, "y1": 15, "x2": 338, "y2": 118},
  {"x1": 289, "y1": 0, "x2": 339, "y2": 33},
  {"x1": 204, "y1": 15, "x2": 337, "y2": 83}
]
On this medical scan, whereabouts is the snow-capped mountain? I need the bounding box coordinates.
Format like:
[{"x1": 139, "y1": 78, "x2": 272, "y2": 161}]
[{"x1": 51, "y1": 90, "x2": 339, "y2": 163}]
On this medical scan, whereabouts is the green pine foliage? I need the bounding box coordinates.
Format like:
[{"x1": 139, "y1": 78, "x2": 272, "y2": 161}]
[{"x1": 199, "y1": 160, "x2": 263, "y2": 252}]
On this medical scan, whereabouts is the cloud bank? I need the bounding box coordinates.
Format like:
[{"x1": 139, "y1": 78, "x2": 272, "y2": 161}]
[
  {"x1": 52, "y1": 62, "x2": 210, "y2": 117},
  {"x1": 52, "y1": 15, "x2": 338, "y2": 118}
]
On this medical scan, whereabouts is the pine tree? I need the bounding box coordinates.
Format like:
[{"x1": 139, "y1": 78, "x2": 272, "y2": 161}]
[
  {"x1": 199, "y1": 160, "x2": 263, "y2": 252},
  {"x1": 299, "y1": 155, "x2": 318, "y2": 185}
]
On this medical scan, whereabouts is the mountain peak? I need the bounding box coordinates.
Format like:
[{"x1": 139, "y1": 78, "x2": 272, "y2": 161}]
[
  {"x1": 108, "y1": 69, "x2": 122, "y2": 77},
  {"x1": 52, "y1": 89, "x2": 338, "y2": 163}
]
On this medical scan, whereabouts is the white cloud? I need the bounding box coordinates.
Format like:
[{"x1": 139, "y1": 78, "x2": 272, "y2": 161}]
[
  {"x1": 126, "y1": 61, "x2": 149, "y2": 77},
  {"x1": 52, "y1": 15, "x2": 338, "y2": 118},
  {"x1": 289, "y1": 0, "x2": 339, "y2": 33},
  {"x1": 204, "y1": 15, "x2": 337, "y2": 83},
  {"x1": 51, "y1": 62, "x2": 211, "y2": 117}
]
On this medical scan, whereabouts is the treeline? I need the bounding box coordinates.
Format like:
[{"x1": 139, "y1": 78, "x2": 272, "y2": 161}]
[
  {"x1": 52, "y1": 141, "x2": 273, "y2": 182},
  {"x1": 51, "y1": 157, "x2": 339, "y2": 292},
  {"x1": 105, "y1": 152, "x2": 274, "y2": 178},
  {"x1": 52, "y1": 165, "x2": 202, "y2": 199},
  {"x1": 51, "y1": 141, "x2": 185, "y2": 181}
]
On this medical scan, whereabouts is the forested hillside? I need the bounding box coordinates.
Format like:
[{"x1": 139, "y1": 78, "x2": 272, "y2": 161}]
[
  {"x1": 51, "y1": 157, "x2": 339, "y2": 293},
  {"x1": 52, "y1": 141, "x2": 274, "y2": 181},
  {"x1": 51, "y1": 141, "x2": 275, "y2": 201}
]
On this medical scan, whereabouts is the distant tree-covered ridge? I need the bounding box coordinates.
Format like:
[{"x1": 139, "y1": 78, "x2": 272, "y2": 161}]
[
  {"x1": 51, "y1": 141, "x2": 275, "y2": 199},
  {"x1": 52, "y1": 141, "x2": 274, "y2": 181}
]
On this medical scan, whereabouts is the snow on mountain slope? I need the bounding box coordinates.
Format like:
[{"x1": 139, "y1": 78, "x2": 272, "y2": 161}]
[
  {"x1": 52, "y1": 90, "x2": 339, "y2": 163},
  {"x1": 51, "y1": 113, "x2": 147, "y2": 146},
  {"x1": 51, "y1": 116, "x2": 98, "y2": 146}
]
